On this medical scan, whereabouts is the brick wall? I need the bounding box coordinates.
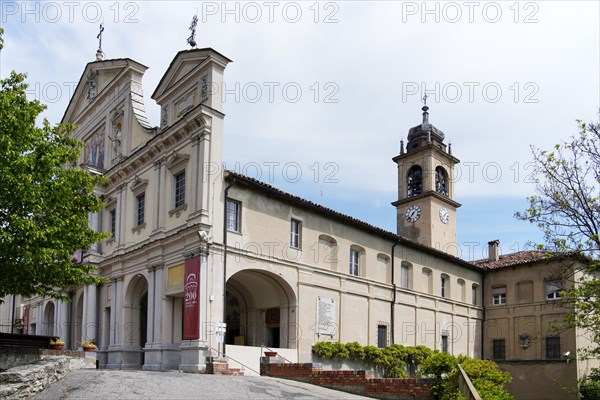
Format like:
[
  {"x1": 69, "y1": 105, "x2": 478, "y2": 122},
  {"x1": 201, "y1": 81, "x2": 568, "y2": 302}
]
[{"x1": 261, "y1": 361, "x2": 432, "y2": 400}]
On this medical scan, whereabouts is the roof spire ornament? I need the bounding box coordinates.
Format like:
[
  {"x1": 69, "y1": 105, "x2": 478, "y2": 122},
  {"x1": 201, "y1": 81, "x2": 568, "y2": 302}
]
[
  {"x1": 95, "y1": 23, "x2": 104, "y2": 61},
  {"x1": 187, "y1": 14, "x2": 198, "y2": 48},
  {"x1": 421, "y1": 94, "x2": 429, "y2": 124}
]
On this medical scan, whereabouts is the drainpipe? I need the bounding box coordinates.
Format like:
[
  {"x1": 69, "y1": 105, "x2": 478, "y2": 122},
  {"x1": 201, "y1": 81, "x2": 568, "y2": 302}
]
[
  {"x1": 222, "y1": 179, "x2": 234, "y2": 356},
  {"x1": 481, "y1": 281, "x2": 485, "y2": 359},
  {"x1": 391, "y1": 242, "x2": 399, "y2": 345}
]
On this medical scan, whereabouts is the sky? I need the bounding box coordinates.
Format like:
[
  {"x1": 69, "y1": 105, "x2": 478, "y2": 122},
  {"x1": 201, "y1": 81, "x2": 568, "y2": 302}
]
[{"x1": 1, "y1": 1, "x2": 599, "y2": 261}]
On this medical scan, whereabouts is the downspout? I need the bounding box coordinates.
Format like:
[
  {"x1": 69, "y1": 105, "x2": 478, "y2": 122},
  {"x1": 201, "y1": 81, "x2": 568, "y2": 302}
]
[
  {"x1": 222, "y1": 179, "x2": 234, "y2": 355},
  {"x1": 391, "y1": 242, "x2": 399, "y2": 345},
  {"x1": 481, "y1": 279, "x2": 485, "y2": 359}
]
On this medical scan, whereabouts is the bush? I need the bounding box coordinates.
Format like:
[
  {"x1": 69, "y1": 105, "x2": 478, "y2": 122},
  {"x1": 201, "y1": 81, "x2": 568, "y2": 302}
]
[
  {"x1": 580, "y1": 368, "x2": 600, "y2": 400},
  {"x1": 421, "y1": 352, "x2": 513, "y2": 400}
]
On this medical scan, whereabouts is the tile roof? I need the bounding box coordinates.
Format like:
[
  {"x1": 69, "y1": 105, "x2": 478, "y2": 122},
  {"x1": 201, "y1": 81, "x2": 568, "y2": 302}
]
[
  {"x1": 472, "y1": 250, "x2": 580, "y2": 270},
  {"x1": 224, "y1": 170, "x2": 484, "y2": 271}
]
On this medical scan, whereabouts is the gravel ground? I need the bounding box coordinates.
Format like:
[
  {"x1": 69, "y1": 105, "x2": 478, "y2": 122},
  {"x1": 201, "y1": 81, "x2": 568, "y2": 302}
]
[{"x1": 30, "y1": 369, "x2": 371, "y2": 399}]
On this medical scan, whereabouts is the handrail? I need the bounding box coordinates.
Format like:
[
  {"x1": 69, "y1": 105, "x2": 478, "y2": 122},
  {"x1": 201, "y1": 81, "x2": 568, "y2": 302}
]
[
  {"x1": 458, "y1": 365, "x2": 482, "y2": 400},
  {"x1": 261, "y1": 345, "x2": 293, "y2": 364},
  {"x1": 209, "y1": 347, "x2": 261, "y2": 376}
]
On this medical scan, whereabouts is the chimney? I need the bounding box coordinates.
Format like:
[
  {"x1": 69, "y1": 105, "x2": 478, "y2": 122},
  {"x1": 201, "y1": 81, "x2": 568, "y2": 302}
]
[{"x1": 488, "y1": 240, "x2": 500, "y2": 262}]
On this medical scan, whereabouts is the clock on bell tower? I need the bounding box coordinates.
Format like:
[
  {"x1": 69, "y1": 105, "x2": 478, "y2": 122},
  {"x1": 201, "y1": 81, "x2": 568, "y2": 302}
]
[{"x1": 392, "y1": 102, "x2": 461, "y2": 255}]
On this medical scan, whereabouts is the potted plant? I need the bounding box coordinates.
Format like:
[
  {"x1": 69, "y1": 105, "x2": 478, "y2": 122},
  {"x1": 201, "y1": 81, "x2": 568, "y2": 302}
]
[
  {"x1": 49, "y1": 337, "x2": 65, "y2": 350},
  {"x1": 264, "y1": 351, "x2": 278, "y2": 357},
  {"x1": 79, "y1": 340, "x2": 97, "y2": 352}
]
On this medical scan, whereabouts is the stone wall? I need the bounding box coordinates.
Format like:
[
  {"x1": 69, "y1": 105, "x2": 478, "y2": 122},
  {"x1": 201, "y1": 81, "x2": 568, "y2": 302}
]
[
  {"x1": 260, "y1": 360, "x2": 432, "y2": 400},
  {"x1": 0, "y1": 348, "x2": 86, "y2": 400},
  {"x1": 1, "y1": 347, "x2": 83, "y2": 370}
]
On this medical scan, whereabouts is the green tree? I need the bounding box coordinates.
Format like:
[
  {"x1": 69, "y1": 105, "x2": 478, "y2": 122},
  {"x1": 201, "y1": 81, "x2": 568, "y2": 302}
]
[
  {"x1": 0, "y1": 39, "x2": 107, "y2": 300},
  {"x1": 516, "y1": 115, "x2": 600, "y2": 358}
]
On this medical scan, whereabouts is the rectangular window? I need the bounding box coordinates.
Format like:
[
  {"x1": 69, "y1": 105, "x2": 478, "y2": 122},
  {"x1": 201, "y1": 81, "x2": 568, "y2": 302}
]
[
  {"x1": 401, "y1": 264, "x2": 409, "y2": 289},
  {"x1": 136, "y1": 193, "x2": 145, "y2": 226},
  {"x1": 226, "y1": 199, "x2": 241, "y2": 232},
  {"x1": 441, "y1": 276, "x2": 447, "y2": 298},
  {"x1": 109, "y1": 209, "x2": 116, "y2": 237},
  {"x1": 349, "y1": 249, "x2": 359, "y2": 276},
  {"x1": 492, "y1": 287, "x2": 507, "y2": 305},
  {"x1": 441, "y1": 333, "x2": 449, "y2": 353},
  {"x1": 377, "y1": 324, "x2": 388, "y2": 348},
  {"x1": 290, "y1": 219, "x2": 301, "y2": 249},
  {"x1": 492, "y1": 339, "x2": 506, "y2": 360},
  {"x1": 545, "y1": 281, "x2": 562, "y2": 300},
  {"x1": 174, "y1": 171, "x2": 186, "y2": 208},
  {"x1": 546, "y1": 336, "x2": 561, "y2": 359},
  {"x1": 472, "y1": 285, "x2": 477, "y2": 305}
]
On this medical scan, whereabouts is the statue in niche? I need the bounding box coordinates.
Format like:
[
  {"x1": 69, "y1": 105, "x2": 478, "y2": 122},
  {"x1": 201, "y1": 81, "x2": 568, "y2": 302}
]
[
  {"x1": 87, "y1": 70, "x2": 98, "y2": 101},
  {"x1": 109, "y1": 108, "x2": 124, "y2": 155}
]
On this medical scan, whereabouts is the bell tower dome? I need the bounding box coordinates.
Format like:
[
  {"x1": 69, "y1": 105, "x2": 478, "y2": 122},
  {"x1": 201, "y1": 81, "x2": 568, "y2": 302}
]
[{"x1": 392, "y1": 103, "x2": 461, "y2": 255}]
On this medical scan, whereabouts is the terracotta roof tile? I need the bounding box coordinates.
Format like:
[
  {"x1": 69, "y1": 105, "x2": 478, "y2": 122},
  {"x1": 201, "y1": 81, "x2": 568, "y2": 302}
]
[
  {"x1": 473, "y1": 250, "x2": 579, "y2": 269},
  {"x1": 224, "y1": 170, "x2": 484, "y2": 271}
]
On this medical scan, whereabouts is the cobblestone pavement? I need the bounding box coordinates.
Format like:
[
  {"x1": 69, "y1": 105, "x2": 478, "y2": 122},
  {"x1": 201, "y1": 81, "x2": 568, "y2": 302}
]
[{"x1": 30, "y1": 369, "x2": 371, "y2": 399}]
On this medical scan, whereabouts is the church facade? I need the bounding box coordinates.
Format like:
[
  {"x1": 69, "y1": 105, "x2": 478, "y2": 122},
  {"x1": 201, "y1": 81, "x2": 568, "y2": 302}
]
[{"x1": 8, "y1": 47, "x2": 486, "y2": 372}]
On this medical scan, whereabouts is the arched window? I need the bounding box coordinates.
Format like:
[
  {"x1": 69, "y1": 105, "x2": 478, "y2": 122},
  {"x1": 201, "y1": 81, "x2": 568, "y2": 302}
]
[
  {"x1": 435, "y1": 166, "x2": 449, "y2": 196},
  {"x1": 407, "y1": 166, "x2": 423, "y2": 197}
]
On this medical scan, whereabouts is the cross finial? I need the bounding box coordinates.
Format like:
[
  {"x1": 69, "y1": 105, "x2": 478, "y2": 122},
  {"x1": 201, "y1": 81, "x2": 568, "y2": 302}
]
[
  {"x1": 187, "y1": 15, "x2": 198, "y2": 48},
  {"x1": 422, "y1": 94, "x2": 428, "y2": 106},
  {"x1": 97, "y1": 23, "x2": 104, "y2": 51},
  {"x1": 95, "y1": 23, "x2": 105, "y2": 61}
]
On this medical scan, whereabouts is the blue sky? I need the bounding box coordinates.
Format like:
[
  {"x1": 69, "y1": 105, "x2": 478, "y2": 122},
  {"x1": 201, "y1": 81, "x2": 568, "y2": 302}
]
[{"x1": 1, "y1": 1, "x2": 599, "y2": 260}]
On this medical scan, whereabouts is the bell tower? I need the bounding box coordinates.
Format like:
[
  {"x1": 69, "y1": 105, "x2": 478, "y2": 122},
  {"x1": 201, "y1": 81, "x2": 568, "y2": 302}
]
[{"x1": 392, "y1": 102, "x2": 461, "y2": 255}]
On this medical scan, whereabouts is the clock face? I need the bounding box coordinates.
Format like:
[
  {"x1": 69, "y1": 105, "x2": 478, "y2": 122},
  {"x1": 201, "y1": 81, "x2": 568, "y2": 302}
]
[
  {"x1": 406, "y1": 205, "x2": 421, "y2": 223},
  {"x1": 439, "y1": 207, "x2": 449, "y2": 224}
]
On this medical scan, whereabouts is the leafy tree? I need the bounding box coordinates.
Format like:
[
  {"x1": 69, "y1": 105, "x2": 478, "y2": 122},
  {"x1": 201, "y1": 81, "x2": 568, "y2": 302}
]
[
  {"x1": 0, "y1": 37, "x2": 107, "y2": 300},
  {"x1": 516, "y1": 116, "x2": 600, "y2": 357}
]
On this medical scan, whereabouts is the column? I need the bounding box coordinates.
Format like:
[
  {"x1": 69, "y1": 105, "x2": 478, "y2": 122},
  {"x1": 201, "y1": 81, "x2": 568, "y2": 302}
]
[
  {"x1": 198, "y1": 132, "x2": 211, "y2": 216},
  {"x1": 58, "y1": 297, "x2": 70, "y2": 344},
  {"x1": 190, "y1": 135, "x2": 201, "y2": 214},
  {"x1": 84, "y1": 284, "x2": 98, "y2": 342},
  {"x1": 153, "y1": 265, "x2": 164, "y2": 344},
  {"x1": 145, "y1": 266, "x2": 155, "y2": 345},
  {"x1": 35, "y1": 301, "x2": 43, "y2": 335},
  {"x1": 152, "y1": 158, "x2": 167, "y2": 233},
  {"x1": 110, "y1": 278, "x2": 124, "y2": 346},
  {"x1": 117, "y1": 184, "x2": 127, "y2": 248}
]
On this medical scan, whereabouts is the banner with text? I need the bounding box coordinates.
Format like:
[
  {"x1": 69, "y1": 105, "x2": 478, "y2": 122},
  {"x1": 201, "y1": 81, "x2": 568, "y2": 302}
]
[{"x1": 183, "y1": 255, "x2": 201, "y2": 340}]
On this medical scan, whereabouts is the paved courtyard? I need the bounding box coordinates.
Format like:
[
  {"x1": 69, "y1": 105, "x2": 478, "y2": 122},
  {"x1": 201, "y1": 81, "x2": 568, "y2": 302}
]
[{"x1": 31, "y1": 369, "x2": 371, "y2": 399}]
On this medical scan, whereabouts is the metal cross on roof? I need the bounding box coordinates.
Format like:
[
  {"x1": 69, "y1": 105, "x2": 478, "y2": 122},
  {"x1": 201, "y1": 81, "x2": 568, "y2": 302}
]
[
  {"x1": 422, "y1": 94, "x2": 428, "y2": 106},
  {"x1": 97, "y1": 23, "x2": 104, "y2": 51}
]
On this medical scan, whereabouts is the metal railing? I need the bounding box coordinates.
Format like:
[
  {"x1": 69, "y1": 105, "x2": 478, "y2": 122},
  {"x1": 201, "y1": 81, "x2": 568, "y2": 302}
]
[
  {"x1": 458, "y1": 365, "x2": 482, "y2": 400},
  {"x1": 209, "y1": 347, "x2": 261, "y2": 376}
]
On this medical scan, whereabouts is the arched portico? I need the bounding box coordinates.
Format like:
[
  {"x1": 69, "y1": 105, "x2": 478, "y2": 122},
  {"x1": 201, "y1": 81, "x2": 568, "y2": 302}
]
[
  {"x1": 43, "y1": 301, "x2": 55, "y2": 336},
  {"x1": 122, "y1": 274, "x2": 148, "y2": 369},
  {"x1": 225, "y1": 269, "x2": 297, "y2": 349}
]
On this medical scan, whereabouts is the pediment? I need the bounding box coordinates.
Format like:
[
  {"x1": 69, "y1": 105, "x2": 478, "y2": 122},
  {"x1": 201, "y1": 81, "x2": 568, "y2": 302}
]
[
  {"x1": 62, "y1": 58, "x2": 148, "y2": 125},
  {"x1": 152, "y1": 48, "x2": 232, "y2": 103}
]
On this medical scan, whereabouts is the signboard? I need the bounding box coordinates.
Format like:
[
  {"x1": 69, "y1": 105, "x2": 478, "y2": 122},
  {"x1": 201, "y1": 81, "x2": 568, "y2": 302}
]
[
  {"x1": 215, "y1": 322, "x2": 227, "y2": 343},
  {"x1": 183, "y1": 256, "x2": 200, "y2": 340},
  {"x1": 316, "y1": 297, "x2": 336, "y2": 335}
]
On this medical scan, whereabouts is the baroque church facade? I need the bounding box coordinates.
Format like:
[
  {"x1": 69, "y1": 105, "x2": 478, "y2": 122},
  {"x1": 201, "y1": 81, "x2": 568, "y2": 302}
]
[
  {"x1": 12, "y1": 46, "x2": 484, "y2": 371},
  {"x1": 3, "y1": 45, "x2": 596, "y2": 398}
]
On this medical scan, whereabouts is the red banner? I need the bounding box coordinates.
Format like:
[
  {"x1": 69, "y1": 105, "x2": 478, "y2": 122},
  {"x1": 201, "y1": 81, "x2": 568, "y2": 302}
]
[{"x1": 183, "y1": 256, "x2": 201, "y2": 340}]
